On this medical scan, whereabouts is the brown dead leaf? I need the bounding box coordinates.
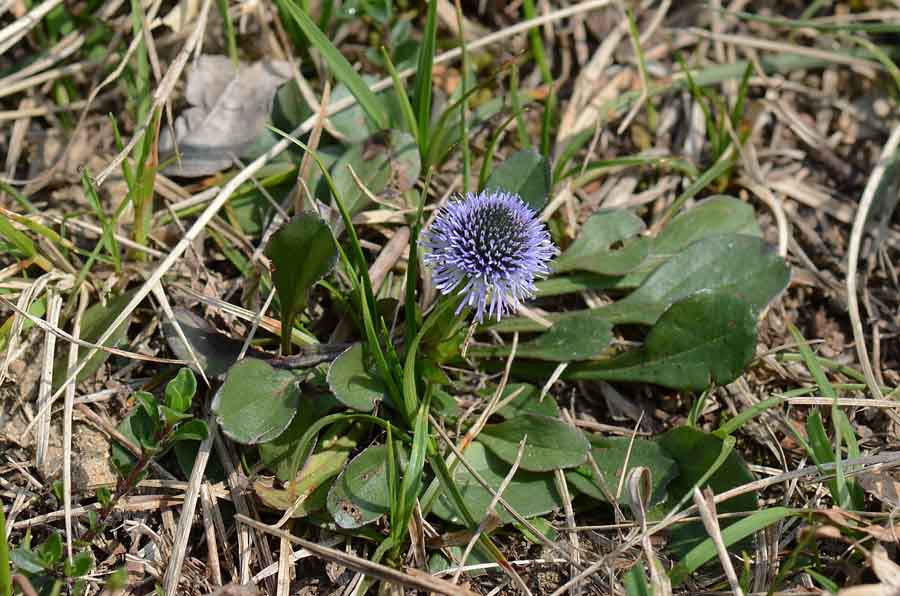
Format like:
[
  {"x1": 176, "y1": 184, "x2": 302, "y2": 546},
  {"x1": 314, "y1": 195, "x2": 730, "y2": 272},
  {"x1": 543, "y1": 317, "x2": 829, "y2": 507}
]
[
  {"x1": 859, "y1": 468, "x2": 900, "y2": 508},
  {"x1": 838, "y1": 545, "x2": 900, "y2": 596},
  {"x1": 159, "y1": 55, "x2": 291, "y2": 177}
]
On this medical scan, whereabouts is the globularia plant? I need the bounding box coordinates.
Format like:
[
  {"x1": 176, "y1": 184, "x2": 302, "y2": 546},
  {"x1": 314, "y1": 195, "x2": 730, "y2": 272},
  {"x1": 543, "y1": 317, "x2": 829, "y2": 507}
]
[{"x1": 200, "y1": 144, "x2": 789, "y2": 577}]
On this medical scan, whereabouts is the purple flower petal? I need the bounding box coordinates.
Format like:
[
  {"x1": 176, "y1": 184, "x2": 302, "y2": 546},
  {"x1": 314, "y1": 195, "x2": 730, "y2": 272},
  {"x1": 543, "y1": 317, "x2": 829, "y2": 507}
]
[{"x1": 421, "y1": 190, "x2": 558, "y2": 322}]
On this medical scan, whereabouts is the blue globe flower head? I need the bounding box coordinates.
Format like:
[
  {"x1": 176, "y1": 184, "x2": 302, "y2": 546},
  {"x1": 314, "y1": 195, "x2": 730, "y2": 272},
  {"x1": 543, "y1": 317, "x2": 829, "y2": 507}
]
[{"x1": 421, "y1": 190, "x2": 558, "y2": 323}]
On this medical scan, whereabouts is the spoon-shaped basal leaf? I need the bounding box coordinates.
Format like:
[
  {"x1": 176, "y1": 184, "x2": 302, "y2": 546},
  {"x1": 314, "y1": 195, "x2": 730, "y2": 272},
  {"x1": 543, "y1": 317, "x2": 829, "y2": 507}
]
[
  {"x1": 265, "y1": 213, "x2": 337, "y2": 353},
  {"x1": 212, "y1": 358, "x2": 304, "y2": 444},
  {"x1": 431, "y1": 442, "x2": 562, "y2": 525},
  {"x1": 327, "y1": 343, "x2": 387, "y2": 412},
  {"x1": 566, "y1": 437, "x2": 677, "y2": 508},
  {"x1": 478, "y1": 413, "x2": 590, "y2": 472},
  {"x1": 552, "y1": 208, "x2": 650, "y2": 276},
  {"x1": 327, "y1": 443, "x2": 408, "y2": 529},
  {"x1": 566, "y1": 291, "x2": 757, "y2": 391},
  {"x1": 537, "y1": 196, "x2": 764, "y2": 297},
  {"x1": 471, "y1": 310, "x2": 613, "y2": 362},
  {"x1": 495, "y1": 233, "x2": 789, "y2": 332}
]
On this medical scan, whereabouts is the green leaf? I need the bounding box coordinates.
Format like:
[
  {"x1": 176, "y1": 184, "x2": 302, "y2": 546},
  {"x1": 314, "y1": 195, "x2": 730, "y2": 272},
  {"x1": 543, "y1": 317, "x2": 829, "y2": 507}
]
[
  {"x1": 478, "y1": 413, "x2": 589, "y2": 472},
  {"x1": 657, "y1": 426, "x2": 758, "y2": 558},
  {"x1": 536, "y1": 196, "x2": 764, "y2": 298},
  {"x1": 327, "y1": 443, "x2": 407, "y2": 528},
  {"x1": 566, "y1": 437, "x2": 677, "y2": 508},
  {"x1": 496, "y1": 234, "x2": 789, "y2": 332},
  {"x1": 431, "y1": 387, "x2": 461, "y2": 417},
  {"x1": 212, "y1": 358, "x2": 303, "y2": 445},
  {"x1": 38, "y1": 533, "x2": 62, "y2": 565},
  {"x1": 110, "y1": 406, "x2": 159, "y2": 473},
  {"x1": 621, "y1": 196, "x2": 762, "y2": 286},
  {"x1": 483, "y1": 148, "x2": 551, "y2": 211},
  {"x1": 174, "y1": 440, "x2": 225, "y2": 481},
  {"x1": 513, "y1": 516, "x2": 558, "y2": 544},
  {"x1": 158, "y1": 405, "x2": 191, "y2": 427},
  {"x1": 326, "y1": 344, "x2": 387, "y2": 412},
  {"x1": 278, "y1": 0, "x2": 388, "y2": 130},
  {"x1": 162, "y1": 308, "x2": 263, "y2": 379},
  {"x1": 553, "y1": 209, "x2": 650, "y2": 275},
  {"x1": 566, "y1": 291, "x2": 757, "y2": 391},
  {"x1": 255, "y1": 423, "x2": 364, "y2": 517},
  {"x1": 331, "y1": 129, "x2": 419, "y2": 215},
  {"x1": 63, "y1": 551, "x2": 93, "y2": 578},
  {"x1": 265, "y1": 213, "x2": 337, "y2": 353},
  {"x1": 623, "y1": 564, "x2": 652, "y2": 596},
  {"x1": 165, "y1": 368, "x2": 196, "y2": 413},
  {"x1": 475, "y1": 311, "x2": 612, "y2": 362},
  {"x1": 603, "y1": 234, "x2": 786, "y2": 326},
  {"x1": 432, "y1": 442, "x2": 562, "y2": 525},
  {"x1": 10, "y1": 548, "x2": 47, "y2": 574},
  {"x1": 669, "y1": 507, "x2": 796, "y2": 585},
  {"x1": 258, "y1": 393, "x2": 340, "y2": 481},
  {"x1": 329, "y1": 79, "x2": 401, "y2": 143},
  {"x1": 171, "y1": 419, "x2": 209, "y2": 443},
  {"x1": 53, "y1": 289, "x2": 139, "y2": 390},
  {"x1": 495, "y1": 383, "x2": 559, "y2": 419},
  {"x1": 135, "y1": 391, "x2": 158, "y2": 421}
]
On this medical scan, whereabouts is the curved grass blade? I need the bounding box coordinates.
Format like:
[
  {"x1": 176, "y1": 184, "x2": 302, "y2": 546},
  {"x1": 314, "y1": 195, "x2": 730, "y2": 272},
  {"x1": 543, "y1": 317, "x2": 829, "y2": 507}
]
[
  {"x1": 413, "y1": 0, "x2": 438, "y2": 159},
  {"x1": 279, "y1": 0, "x2": 388, "y2": 130}
]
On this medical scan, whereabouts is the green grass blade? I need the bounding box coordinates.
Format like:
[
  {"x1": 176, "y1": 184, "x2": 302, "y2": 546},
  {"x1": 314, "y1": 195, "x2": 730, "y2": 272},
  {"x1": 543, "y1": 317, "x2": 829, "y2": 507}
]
[
  {"x1": 393, "y1": 392, "x2": 431, "y2": 549},
  {"x1": 655, "y1": 151, "x2": 735, "y2": 228},
  {"x1": 380, "y1": 47, "x2": 419, "y2": 145},
  {"x1": 386, "y1": 424, "x2": 398, "y2": 529},
  {"x1": 509, "y1": 63, "x2": 530, "y2": 149},
  {"x1": 402, "y1": 296, "x2": 459, "y2": 419},
  {"x1": 625, "y1": 7, "x2": 656, "y2": 131},
  {"x1": 669, "y1": 507, "x2": 797, "y2": 585},
  {"x1": 478, "y1": 112, "x2": 519, "y2": 190},
  {"x1": 413, "y1": 0, "x2": 439, "y2": 159},
  {"x1": 675, "y1": 52, "x2": 717, "y2": 152},
  {"x1": 540, "y1": 91, "x2": 555, "y2": 157},
  {"x1": 131, "y1": 107, "x2": 160, "y2": 253},
  {"x1": 521, "y1": 0, "x2": 553, "y2": 155},
  {"x1": 788, "y1": 323, "x2": 861, "y2": 508},
  {"x1": 405, "y1": 168, "x2": 433, "y2": 350},
  {"x1": 552, "y1": 128, "x2": 594, "y2": 184},
  {"x1": 217, "y1": 0, "x2": 239, "y2": 65},
  {"x1": 81, "y1": 170, "x2": 121, "y2": 273},
  {"x1": 286, "y1": 413, "x2": 412, "y2": 484},
  {"x1": 714, "y1": 396, "x2": 785, "y2": 437},
  {"x1": 280, "y1": 0, "x2": 388, "y2": 130},
  {"x1": 359, "y1": 280, "x2": 403, "y2": 411},
  {"x1": 0, "y1": 180, "x2": 37, "y2": 213},
  {"x1": 568, "y1": 154, "x2": 699, "y2": 186},
  {"x1": 729, "y1": 63, "x2": 753, "y2": 134},
  {"x1": 454, "y1": 0, "x2": 471, "y2": 192},
  {"x1": 127, "y1": 0, "x2": 151, "y2": 123},
  {"x1": 624, "y1": 564, "x2": 651, "y2": 596},
  {"x1": 839, "y1": 33, "x2": 900, "y2": 96},
  {"x1": 0, "y1": 211, "x2": 37, "y2": 259},
  {"x1": 522, "y1": 0, "x2": 551, "y2": 83},
  {"x1": 1, "y1": 501, "x2": 11, "y2": 596}
]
